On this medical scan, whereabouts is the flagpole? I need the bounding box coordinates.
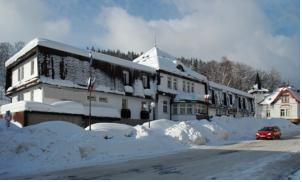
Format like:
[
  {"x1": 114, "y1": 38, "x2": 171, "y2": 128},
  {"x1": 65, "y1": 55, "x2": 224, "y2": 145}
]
[{"x1": 89, "y1": 52, "x2": 92, "y2": 131}]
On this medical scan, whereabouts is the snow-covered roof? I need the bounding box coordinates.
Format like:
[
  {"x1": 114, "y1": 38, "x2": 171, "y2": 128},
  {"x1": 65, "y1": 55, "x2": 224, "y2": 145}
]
[
  {"x1": 248, "y1": 84, "x2": 269, "y2": 94},
  {"x1": 1, "y1": 101, "x2": 120, "y2": 118},
  {"x1": 5, "y1": 38, "x2": 155, "y2": 73},
  {"x1": 260, "y1": 87, "x2": 300, "y2": 105},
  {"x1": 133, "y1": 47, "x2": 207, "y2": 82},
  {"x1": 209, "y1": 81, "x2": 253, "y2": 98}
]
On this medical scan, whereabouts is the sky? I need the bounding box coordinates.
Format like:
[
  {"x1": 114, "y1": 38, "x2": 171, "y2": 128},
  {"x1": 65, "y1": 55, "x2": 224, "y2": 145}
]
[{"x1": 0, "y1": 0, "x2": 299, "y2": 88}]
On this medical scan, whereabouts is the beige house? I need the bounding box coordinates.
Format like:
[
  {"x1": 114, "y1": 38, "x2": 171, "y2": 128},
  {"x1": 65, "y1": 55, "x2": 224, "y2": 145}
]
[{"x1": 259, "y1": 86, "x2": 300, "y2": 124}]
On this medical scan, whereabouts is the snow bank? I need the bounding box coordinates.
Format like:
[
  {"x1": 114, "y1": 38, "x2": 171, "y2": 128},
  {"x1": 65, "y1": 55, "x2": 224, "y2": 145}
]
[{"x1": 0, "y1": 117, "x2": 299, "y2": 178}]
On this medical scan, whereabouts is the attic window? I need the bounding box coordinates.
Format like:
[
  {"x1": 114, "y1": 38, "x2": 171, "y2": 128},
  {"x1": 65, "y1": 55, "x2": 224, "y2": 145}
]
[{"x1": 176, "y1": 65, "x2": 185, "y2": 72}]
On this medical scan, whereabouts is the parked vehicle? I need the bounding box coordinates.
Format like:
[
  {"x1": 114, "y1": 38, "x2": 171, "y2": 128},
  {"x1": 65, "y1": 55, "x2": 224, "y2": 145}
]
[{"x1": 256, "y1": 126, "x2": 281, "y2": 140}]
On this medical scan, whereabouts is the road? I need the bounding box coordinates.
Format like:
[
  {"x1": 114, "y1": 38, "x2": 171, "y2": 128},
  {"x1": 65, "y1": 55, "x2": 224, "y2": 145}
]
[{"x1": 15, "y1": 136, "x2": 300, "y2": 180}]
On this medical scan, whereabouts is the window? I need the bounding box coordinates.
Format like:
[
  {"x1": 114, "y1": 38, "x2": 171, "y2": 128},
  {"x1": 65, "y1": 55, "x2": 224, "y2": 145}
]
[
  {"x1": 186, "y1": 103, "x2": 193, "y2": 115},
  {"x1": 238, "y1": 97, "x2": 242, "y2": 109},
  {"x1": 20, "y1": 66, "x2": 24, "y2": 80},
  {"x1": 30, "y1": 90, "x2": 34, "y2": 101},
  {"x1": 176, "y1": 64, "x2": 185, "y2": 72},
  {"x1": 196, "y1": 104, "x2": 206, "y2": 114},
  {"x1": 173, "y1": 78, "x2": 177, "y2": 90},
  {"x1": 243, "y1": 98, "x2": 246, "y2": 109},
  {"x1": 17, "y1": 68, "x2": 21, "y2": 81},
  {"x1": 172, "y1": 104, "x2": 178, "y2": 115},
  {"x1": 123, "y1": 71, "x2": 129, "y2": 85},
  {"x1": 211, "y1": 90, "x2": 216, "y2": 104},
  {"x1": 163, "y1": 101, "x2": 168, "y2": 113},
  {"x1": 191, "y1": 83, "x2": 194, "y2": 93},
  {"x1": 87, "y1": 96, "x2": 96, "y2": 101},
  {"x1": 179, "y1": 103, "x2": 186, "y2": 115},
  {"x1": 229, "y1": 94, "x2": 233, "y2": 105},
  {"x1": 17, "y1": 94, "x2": 24, "y2": 101},
  {"x1": 167, "y1": 77, "x2": 172, "y2": 89},
  {"x1": 280, "y1": 109, "x2": 285, "y2": 117},
  {"x1": 141, "y1": 101, "x2": 148, "y2": 111},
  {"x1": 281, "y1": 96, "x2": 289, "y2": 103},
  {"x1": 223, "y1": 93, "x2": 227, "y2": 106},
  {"x1": 122, "y1": 99, "x2": 128, "y2": 109},
  {"x1": 187, "y1": 81, "x2": 190, "y2": 92},
  {"x1": 266, "y1": 110, "x2": 270, "y2": 117},
  {"x1": 142, "y1": 75, "x2": 148, "y2": 88},
  {"x1": 31, "y1": 60, "x2": 34, "y2": 75},
  {"x1": 99, "y1": 97, "x2": 108, "y2": 103},
  {"x1": 286, "y1": 109, "x2": 290, "y2": 116},
  {"x1": 182, "y1": 80, "x2": 186, "y2": 92}
]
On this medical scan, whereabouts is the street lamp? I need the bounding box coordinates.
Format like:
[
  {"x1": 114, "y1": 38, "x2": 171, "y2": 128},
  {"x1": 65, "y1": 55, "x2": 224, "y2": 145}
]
[{"x1": 150, "y1": 101, "x2": 156, "y2": 128}]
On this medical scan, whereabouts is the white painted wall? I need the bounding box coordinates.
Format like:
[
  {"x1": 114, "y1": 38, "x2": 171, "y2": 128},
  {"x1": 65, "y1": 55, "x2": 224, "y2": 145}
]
[
  {"x1": 42, "y1": 85, "x2": 154, "y2": 120},
  {"x1": 157, "y1": 95, "x2": 170, "y2": 120},
  {"x1": 267, "y1": 96, "x2": 299, "y2": 120},
  {"x1": 11, "y1": 86, "x2": 43, "y2": 103},
  {"x1": 12, "y1": 55, "x2": 38, "y2": 87},
  {"x1": 158, "y1": 73, "x2": 205, "y2": 100}
]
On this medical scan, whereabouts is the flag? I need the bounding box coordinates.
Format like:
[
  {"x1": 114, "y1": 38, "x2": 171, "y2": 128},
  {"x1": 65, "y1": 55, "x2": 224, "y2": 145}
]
[
  {"x1": 89, "y1": 52, "x2": 93, "y2": 66},
  {"x1": 87, "y1": 77, "x2": 96, "y2": 91}
]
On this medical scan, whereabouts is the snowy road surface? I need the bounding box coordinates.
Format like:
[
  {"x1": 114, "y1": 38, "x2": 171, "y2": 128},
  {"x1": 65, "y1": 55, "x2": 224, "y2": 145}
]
[{"x1": 15, "y1": 135, "x2": 299, "y2": 180}]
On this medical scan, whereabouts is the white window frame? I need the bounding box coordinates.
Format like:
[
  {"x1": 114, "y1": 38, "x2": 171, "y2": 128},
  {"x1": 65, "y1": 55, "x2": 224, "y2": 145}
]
[
  {"x1": 173, "y1": 78, "x2": 177, "y2": 90},
  {"x1": 179, "y1": 103, "x2": 186, "y2": 115},
  {"x1": 163, "y1": 101, "x2": 168, "y2": 113},
  {"x1": 182, "y1": 80, "x2": 186, "y2": 92},
  {"x1": 31, "y1": 60, "x2": 35, "y2": 75},
  {"x1": 167, "y1": 77, "x2": 172, "y2": 89},
  {"x1": 191, "y1": 82, "x2": 194, "y2": 93},
  {"x1": 187, "y1": 81, "x2": 190, "y2": 92},
  {"x1": 186, "y1": 103, "x2": 193, "y2": 115}
]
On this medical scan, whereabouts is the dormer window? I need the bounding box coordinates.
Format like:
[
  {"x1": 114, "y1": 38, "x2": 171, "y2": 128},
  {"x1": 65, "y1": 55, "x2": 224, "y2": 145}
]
[
  {"x1": 176, "y1": 64, "x2": 185, "y2": 72},
  {"x1": 123, "y1": 70, "x2": 129, "y2": 85}
]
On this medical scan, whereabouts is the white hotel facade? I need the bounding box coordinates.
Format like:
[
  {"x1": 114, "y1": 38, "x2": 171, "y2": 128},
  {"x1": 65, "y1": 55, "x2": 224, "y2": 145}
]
[{"x1": 1, "y1": 38, "x2": 255, "y2": 126}]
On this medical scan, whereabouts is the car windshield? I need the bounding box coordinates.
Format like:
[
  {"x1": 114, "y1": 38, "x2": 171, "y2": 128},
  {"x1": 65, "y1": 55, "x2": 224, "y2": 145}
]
[{"x1": 259, "y1": 127, "x2": 273, "y2": 131}]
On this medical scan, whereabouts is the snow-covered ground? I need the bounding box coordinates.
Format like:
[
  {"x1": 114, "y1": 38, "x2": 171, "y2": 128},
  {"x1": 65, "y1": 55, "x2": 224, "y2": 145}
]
[{"x1": 0, "y1": 117, "x2": 299, "y2": 178}]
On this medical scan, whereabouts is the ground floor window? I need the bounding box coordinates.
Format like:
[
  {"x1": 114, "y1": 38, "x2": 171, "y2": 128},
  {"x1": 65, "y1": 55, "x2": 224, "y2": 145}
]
[
  {"x1": 266, "y1": 110, "x2": 270, "y2": 117},
  {"x1": 186, "y1": 104, "x2": 193, "y2": 114},
  {"x1": 17, "y1": 93, "x2": 24, "y2": 101},
  {"x1": 179, "y1": 103, "x2": 186, "y2": 115},
  {"x1": 280, "y1": 109, "x2": 285, "y2": 117}
]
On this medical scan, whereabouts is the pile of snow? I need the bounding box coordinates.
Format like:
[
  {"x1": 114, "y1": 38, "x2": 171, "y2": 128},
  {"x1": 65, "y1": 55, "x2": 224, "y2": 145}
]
[
  {"x1": 86, "y1": 123, "x2": 136, "y2": 139},
  {"x1": 0, "y1": 117, "x2": 299, "y2": 178},
  {"x1": 165, "y1": 122, "x2": 206, "y2": 145},
  {"x1": 124, "y1": 86, "x2": 134, "y2": 93}
]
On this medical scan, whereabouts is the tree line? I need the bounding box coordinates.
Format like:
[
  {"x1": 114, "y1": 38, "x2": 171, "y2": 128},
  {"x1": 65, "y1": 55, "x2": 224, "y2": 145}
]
[{"x1": 0, "y1": 42, "x2": 283, "y2": 93}]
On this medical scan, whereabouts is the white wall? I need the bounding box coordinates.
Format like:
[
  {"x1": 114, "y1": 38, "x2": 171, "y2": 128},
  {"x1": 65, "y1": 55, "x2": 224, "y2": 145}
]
[
  {"x1": 157, "y1": 95, "x2": 170, "y2": 120},
  {"x1": 158, "y1": 73, "x2": 205, "y2": 100},
  {"x1": 12, "y1": 55, "x2": 38, "y2": 87},
  {"x1": 268, "y1": 96, "x2": 299, "y2": 119},
  {"x1": 11, "y1": 86, "x2": 43, "y2": 103},
  {"x1": 42, "y1": 85, "x2": 154, "y2": 120}
]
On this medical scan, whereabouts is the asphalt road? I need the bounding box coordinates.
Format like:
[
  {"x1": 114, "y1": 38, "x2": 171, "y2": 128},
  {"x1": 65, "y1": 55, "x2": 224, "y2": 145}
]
[{"x1": 15, "y1": 135, "x2": 300, "y2": 180}]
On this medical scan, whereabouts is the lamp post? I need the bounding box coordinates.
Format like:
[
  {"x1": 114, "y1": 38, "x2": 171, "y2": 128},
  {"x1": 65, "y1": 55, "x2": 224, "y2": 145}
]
[{"x1": 150, "y1": 101, "x2": 156, "y2": 128}]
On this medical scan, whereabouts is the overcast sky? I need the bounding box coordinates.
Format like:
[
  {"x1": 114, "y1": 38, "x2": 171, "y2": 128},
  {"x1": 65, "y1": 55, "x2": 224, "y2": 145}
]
[{"x1": 0, "y1": 0, "x2": 299, "y2": 87}]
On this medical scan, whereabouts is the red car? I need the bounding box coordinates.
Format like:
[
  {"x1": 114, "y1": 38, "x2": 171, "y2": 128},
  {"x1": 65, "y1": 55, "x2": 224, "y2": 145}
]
[{"x1": 256, "y1": 126, "x2": 281, "y2": 140}]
